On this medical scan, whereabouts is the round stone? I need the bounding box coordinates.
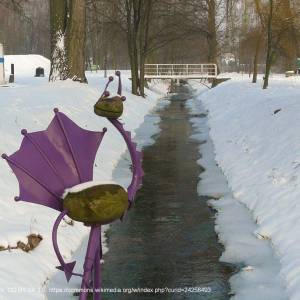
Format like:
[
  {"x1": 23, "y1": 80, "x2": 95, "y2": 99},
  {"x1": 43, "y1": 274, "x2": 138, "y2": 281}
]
[{"x1": 63, "y1": 184, "x2": 128, "y2": 225}]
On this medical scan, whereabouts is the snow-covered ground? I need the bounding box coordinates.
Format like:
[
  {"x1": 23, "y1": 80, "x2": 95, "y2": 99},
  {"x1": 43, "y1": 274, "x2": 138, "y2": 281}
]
[
  {"x1": 4, "y1": 54, "x2": 50, "y2": 77},
  {"x1": 5, "y1": 55, "x2": 300, "y2": 300},
  {"x1": 188, "y1": 75, "x2": 300, "y2": 300},
  {"x1": 187, "y1": 90, "x2": 287, "y2": 300},
  {"x1": 0, "y1": 55, "x2": 168, "y2": 299}
]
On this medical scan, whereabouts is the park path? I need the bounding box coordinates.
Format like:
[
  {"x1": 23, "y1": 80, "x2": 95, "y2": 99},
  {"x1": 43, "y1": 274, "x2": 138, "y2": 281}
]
[{"x1": 101, "y1": 84, "x2": 234, "y2": 300}]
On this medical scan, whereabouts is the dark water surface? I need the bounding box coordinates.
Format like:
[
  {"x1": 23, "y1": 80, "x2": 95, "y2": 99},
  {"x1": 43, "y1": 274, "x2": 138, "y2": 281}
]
[{"x1": 101, "y1": 85, "x2": 233, "y2": 299}]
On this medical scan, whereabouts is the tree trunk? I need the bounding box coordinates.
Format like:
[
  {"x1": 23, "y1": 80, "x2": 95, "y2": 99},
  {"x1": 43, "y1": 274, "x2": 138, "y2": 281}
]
[
  {"x1": 252, "y1": 32, "x2": 262, "y2": 83},
  {"x1": 263, "y1": 0, "x2": 273, "y2": 89},
  {"x1": 66, "y1": 0, "x2": 87, "y2": 83},
  {"x1": 139, "y1": 54, "x2": 146, "y2": 97},
  {"x1": 139, "y1": 0, "x2": 152, "y2": 97},
  {"x1": 130, "y1": 50, "x2": 139, "y2": 95},
  {"x1": 207, "y1": 0, "x2": 218, "y2": 69},
  {"x1": 49, "y1": 0, "x2": 68, "y2": 81},
  {"x1": 125, "y1": 0, "x2": 141, "y2": 95},
  {"x1": 287, "y1": 2, "x2": 297, "y2": 70},
  {"x1": 127, "y1": 28, "x2": 139, "y2": 95},
  {"x1": 103, "y1": 48, "x2": 108, "y2": 78},
  {"x1": 263, "y1": 52, "x2": 273, "y2": 89}
]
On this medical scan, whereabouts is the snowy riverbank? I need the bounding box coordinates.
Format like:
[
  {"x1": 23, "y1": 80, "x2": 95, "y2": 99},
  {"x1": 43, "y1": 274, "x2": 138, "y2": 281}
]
[
  {"x1": 188, "y1": 75, "x2": 300, "y2": 300},
  {"x1": 0, "y1": 55, "x2": 169, "y2": 299}
]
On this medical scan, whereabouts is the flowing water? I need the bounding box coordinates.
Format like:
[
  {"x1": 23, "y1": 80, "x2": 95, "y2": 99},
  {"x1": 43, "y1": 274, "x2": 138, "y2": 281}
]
[{"x1": 101, "y1": 84, "x2": 234, "y2": 299}]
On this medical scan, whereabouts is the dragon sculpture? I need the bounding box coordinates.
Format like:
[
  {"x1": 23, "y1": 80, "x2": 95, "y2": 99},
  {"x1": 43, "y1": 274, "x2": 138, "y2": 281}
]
[{"x1": 2, "y1": 71, "x2": 144, "y2": 300}]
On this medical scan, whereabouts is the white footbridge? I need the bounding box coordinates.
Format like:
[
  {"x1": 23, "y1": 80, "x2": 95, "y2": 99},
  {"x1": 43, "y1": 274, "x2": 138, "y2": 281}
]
[{"x1": 144, "y1": 64, "x2": 217, "y2": 79}]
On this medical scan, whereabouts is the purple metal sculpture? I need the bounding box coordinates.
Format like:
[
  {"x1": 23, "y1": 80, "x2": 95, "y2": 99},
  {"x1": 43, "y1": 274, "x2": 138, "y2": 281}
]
[{"x1": 2, "y1": 71, "x2": 143, "y2": 300}]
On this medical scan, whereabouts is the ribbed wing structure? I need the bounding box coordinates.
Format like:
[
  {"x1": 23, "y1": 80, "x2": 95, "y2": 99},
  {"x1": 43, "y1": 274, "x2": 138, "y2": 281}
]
[{"x1": 2, "y1": 109, "x2": 106, "y2": 211}]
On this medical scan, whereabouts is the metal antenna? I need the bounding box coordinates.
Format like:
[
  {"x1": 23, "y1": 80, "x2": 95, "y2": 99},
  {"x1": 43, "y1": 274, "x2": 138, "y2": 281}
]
[{"x1": 100, "y1": 76, "x2": 114, "y2": 98}]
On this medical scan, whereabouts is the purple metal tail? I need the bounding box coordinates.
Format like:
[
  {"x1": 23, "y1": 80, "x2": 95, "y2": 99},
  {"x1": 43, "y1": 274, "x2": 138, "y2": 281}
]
[{"x1": 52, "y1": 209, "x2": 82, "y2": 281}]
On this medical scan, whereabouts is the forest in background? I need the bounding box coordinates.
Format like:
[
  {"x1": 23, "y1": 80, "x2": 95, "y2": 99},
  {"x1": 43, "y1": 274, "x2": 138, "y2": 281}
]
[{"x1": 0, "y1": 0, "x2": 300, "y2": 91}]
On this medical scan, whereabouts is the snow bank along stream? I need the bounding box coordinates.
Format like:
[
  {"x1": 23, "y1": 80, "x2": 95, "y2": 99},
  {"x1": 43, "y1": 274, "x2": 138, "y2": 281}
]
[{"x1": 187, "y1": 78, "x2": 291, "y2": 300}]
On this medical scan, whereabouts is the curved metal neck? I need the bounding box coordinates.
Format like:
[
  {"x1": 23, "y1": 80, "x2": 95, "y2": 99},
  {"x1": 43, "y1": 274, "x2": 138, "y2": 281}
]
[{"x1": 108, "y1": 119, "x2": 144, "y2": 201}]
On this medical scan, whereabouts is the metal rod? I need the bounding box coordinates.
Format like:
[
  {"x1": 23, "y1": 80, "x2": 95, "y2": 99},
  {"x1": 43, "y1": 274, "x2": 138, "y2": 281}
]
[
  {"x1": 79, "y1": 225, "x2": 101, "y2": 300},
  {"x1": 93, "y1": 229, "x2": 102, "y2": 300}
]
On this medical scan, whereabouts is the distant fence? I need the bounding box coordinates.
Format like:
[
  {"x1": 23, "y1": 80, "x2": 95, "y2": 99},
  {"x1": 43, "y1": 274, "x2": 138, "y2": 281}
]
[{"x1": 144, "y1": 64, "x2": 218, "y2": 79}]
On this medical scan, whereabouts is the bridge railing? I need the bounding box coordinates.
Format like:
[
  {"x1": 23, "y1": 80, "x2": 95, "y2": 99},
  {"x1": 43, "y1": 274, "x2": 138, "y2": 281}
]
[{"x1": 144, "y1": 64, "x2": 218, "y2": 78}]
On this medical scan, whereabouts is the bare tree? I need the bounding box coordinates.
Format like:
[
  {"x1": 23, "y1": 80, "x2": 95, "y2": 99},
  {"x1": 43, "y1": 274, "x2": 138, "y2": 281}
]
[
  {"x1": 49, "y1": 0, "x2": 87, "y2": 83},
  {"x1": 263, "y1": 0, "x2": 273, "y2": 89},
  {"x1": 207, "y1": 0, "x2": 218, "y2": 65},
  {"x1": 138, "y1": 0, "x2": 152, "y2": 96},
  {"x1": 67, "y1": 0, "x2": 87, "y2": 82},
  {"x1": 2, "y1": 0, "x2": 300, "y2": 85},
  {"x1": 125, "y1": 0, "x2": 142, "y2": 95},
  {"x1": 252, "y1": 0, "x2": 264, "y2": 83},
  {"x1": 49, "y1": 0, "x2": 68, "y2": 81},
  {"x1": 262, "y1": 0, "x2": 298, "y2": 88}
]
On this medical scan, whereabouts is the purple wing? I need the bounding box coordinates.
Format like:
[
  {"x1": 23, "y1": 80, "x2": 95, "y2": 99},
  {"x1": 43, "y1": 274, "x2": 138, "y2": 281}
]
[{"x1": 2, "y1": 109, "x2": 106, "y2": 211}]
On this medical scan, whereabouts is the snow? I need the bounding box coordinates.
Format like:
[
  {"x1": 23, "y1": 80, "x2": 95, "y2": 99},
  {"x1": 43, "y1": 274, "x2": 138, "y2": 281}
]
[
  {"x1": 6, "y1": 53, "x2": 299, "y2": 299},
  {"x1": 0, "y1": 55, "x2": 169, "y2": 299},
  {"x1": 4, "y1": 54, "x2": 50, "y2": 77},
  {"x1": 211, "y1": 196, "x2": 287, "y2": 300},
  {"x1": 50, "y1": 32, "x2": 66, "y2": 81},
  {"x1": 187, "y1": 92, "x2": 228, "y2": 198},
  {"x1": 62, "y1": 181, "x2": 118, "y2": 198},
  {"x1": 187, "y1": 75, "x2": 300, "y2": 299}
]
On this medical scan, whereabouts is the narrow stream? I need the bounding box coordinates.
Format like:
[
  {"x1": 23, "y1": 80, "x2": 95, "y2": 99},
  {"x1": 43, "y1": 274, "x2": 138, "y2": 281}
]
[{"x1": 101, "y1": 84, "x2": 233, "y2": 299}]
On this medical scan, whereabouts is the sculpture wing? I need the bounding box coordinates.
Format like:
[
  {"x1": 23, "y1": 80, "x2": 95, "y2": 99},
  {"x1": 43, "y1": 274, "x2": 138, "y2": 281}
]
[{"x1": 3, "y1": 109, "x2": 106, "y2": 211}]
